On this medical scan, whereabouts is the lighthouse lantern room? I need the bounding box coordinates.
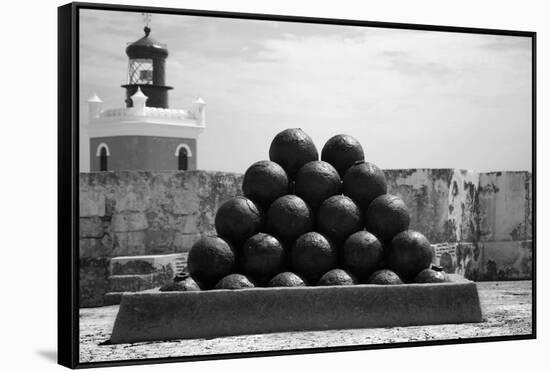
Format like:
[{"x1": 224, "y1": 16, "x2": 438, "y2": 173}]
[{"x1": 122, "y1": 21, "x2": 173, "y2": 109}]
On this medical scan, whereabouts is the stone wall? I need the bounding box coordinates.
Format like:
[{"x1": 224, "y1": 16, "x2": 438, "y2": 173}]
[
  {"x1": 478, "y1": 172, "x2": 532, "y2": 242},
  {"x1": 79, "y1": 171, "x2": 243, "y2": 306},
  {"x1": 78, "y1": 169, "x2": 532, "y2": 307},
  {"x1": 385, "y1": 169, "x2": 480, "y2": 243},
  {"x1": 475, "y1": 172, "x2": 532, "y2": 280},
  {"x1": 386, "y1": 170, "x2": 532, "y2": 281}
]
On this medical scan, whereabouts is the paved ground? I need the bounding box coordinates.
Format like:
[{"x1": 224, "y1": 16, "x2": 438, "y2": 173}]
[{"x1": 79, "y1": 281, "x2": 533, "y2": 364}]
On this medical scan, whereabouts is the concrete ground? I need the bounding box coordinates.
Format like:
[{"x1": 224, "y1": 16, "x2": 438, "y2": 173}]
[{"x1": 79, "y1": 281, "x2": 533, "y2": 364}]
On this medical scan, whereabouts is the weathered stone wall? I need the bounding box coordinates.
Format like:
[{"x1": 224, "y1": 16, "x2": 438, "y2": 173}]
[
  {"x1": 386, "y1": 169, "x2": 532, "y2": 281},
  {"x1": 79, "y1": 171, "x2": 243, "y2": 306},
  {"x1": 478, "y1": 172, "x2": 532, "y2": 242},
  {"x1": 384, "y1": 169, "x2": 479, "y2": 243},
  {"x1": 78, "y1": 169, "x2": 532, "y2": 307},
  {"x1": 80, "y1": 171, "x2": 243, "y2": 256},
  {"x1": 474, "y1": 172, "x2": 532, "y2": 280}
]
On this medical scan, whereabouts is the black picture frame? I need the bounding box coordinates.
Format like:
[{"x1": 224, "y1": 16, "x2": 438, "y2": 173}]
[{"x1": 58, "y1": 2, "x2": 537, "y2": 368}]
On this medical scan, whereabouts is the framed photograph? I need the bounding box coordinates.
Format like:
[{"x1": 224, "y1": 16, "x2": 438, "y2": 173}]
[{"x1": 58, "y1": 2, "x2": 536, "y2": 368}]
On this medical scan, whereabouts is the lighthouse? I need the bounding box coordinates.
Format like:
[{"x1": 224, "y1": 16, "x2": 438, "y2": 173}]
[{"x1": 86, "y1": 20, "x2": 206, "y2": 172}]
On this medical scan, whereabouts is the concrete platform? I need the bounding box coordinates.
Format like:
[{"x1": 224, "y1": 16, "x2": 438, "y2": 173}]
[{"x1": 109, "y1": 275, "x2": 482, "y2": 344}]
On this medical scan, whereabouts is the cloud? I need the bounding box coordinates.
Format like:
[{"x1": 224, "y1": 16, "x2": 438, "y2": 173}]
[{"x1": 480, "y1": 35, "x2": 532, "y2": 53}]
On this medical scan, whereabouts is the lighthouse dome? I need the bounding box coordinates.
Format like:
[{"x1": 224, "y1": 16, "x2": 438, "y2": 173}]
[{"x1": 126, "y1": 27, "x2": 168, "y2": 58}]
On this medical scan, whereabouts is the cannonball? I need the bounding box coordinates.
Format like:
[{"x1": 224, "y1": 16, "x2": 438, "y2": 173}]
[
  {"x1": 295, "y1": 161, "x2": 341, "y2": 210},
  {"x1": 367, "y1": 269, "x2": 403, "y2": 285},
  {"x1": 187, "y1": 236, "x2": 236, "y2": 288},
  {"x1": 159, "y1": 276, "x2": 202, "y2": 292},
  {"x1": 365, "y1": 194, "x2": 410, "y2": 242},
  {"x1": 343, "y1": 161, "x2": 387, "y2": 210},
  {"x1": 343, "y1": 230, "x2": 383, "y2": 280},
  {"x1": 215, "y1": 274, "x2": 255, "y2": 290},
  {"x1": 317, "y1": 195, "x2": 363, "y2": 242},
  {"x1": 415, "y1": 268, "x2": 448, "y2": 283},
  {"x1": 241, "y1": 233, "x2": 286, "y2": 285},
  {"x1": 317, "y1": 269, "x2": 356, "y2": 286},
  {"x1": 268, "y1": 272, "x2": 307, "y2": 287},
  {"x1": 215, "y1": 196, "x2": 262, "y2": 246},
  {"x1": 242, "y1": 160, "x2": 289, "y2": 210},
  {"x1": 269, "y1": 128, "x2": 319, "y2": 179},
  {"x1": 387, "y1": 230, "x2": 434, "y2": 282},
  {"x1": 266, "y1": 195, "x2": 314, "y2": 243},
  {"x1": 291, "y1": 232, "x2": 337, "y2": 283},
  {"x1": 321, "y1": 134, "x2": 365, "y2": 178}
]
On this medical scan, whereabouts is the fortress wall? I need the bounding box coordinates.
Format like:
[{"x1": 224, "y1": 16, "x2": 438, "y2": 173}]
[
  {"x1": 475, "y1": 172, "x2": 533, "y2": 280},
  {"x1": 384, "y1": 169, "x2": 480, "y2": 244},
  {"x1": 79, "y1": 171, "x2": 243, "y2": 306},
  {"x1": 78, "y1": 169, "x2": 532, "y2": 306}
]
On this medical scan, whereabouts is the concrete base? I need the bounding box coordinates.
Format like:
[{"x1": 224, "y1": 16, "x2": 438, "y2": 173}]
[{"x1": 109, "y1": 275, "x2": 482, "y2": 344}]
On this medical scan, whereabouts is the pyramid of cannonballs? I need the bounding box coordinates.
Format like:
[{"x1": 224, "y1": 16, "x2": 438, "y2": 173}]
[{"x1": 175, "y1": 128, "x2": 447, "y2": 292}]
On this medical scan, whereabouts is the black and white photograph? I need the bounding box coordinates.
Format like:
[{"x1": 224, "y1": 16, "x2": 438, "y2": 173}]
[{"x1": 60, "y1": 2, "x2": 534, "y2": 368}]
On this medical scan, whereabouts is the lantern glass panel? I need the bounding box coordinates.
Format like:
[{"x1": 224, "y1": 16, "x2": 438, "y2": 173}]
[{"x1": 128, "y1": 58, "x2": 153, "y2": 84}]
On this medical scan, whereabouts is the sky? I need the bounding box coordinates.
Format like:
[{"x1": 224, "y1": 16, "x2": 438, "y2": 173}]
[{"x1": 79, "y1": 9, "x2": 532, "y2": 173}]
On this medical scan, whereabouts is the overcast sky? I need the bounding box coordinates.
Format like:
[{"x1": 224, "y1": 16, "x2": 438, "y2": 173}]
[{"x1": 79, "y1": 9, "x2": 532, "y2": 173}]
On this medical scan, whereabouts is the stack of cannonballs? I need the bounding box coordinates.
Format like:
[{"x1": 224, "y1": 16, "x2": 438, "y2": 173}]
[{"x1": 166, "y1": 128, "x2": 447, "y2": 292}]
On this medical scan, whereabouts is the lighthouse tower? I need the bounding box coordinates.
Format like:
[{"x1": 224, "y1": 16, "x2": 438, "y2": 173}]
[{"x1": 86, "y1": 23, "x2": 205, "y2": 172}]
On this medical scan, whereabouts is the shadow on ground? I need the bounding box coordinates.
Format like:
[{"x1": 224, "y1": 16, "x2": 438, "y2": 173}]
[{"x1": 36, "y1": 350, "x2": 57, "y2": 363}]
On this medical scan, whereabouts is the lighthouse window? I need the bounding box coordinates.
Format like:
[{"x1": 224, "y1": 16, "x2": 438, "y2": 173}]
[
  {"x1": 178, "y1": 147, "x2": 188, "y2": 171},
  {"x1": 139, "y1": 70, "x2": 153, "y2": 81},
  {"x1": 99, "y1": 147, "x2": 108, "y2": 171},
  {"x1": 128, "y1": 58, "x2": 153, "y2": 85}
]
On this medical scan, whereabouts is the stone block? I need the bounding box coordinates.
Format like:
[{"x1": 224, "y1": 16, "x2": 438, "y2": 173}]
[
  {"x1": 79, "y1": 238, "x2": 112, "y2": 259},
  {"x1": 197, "y1": 210, "x2": 216, "y2": 233},
  {"x1": 108, "y1": 272, "x2": 172, "y2": 292},
  {"x1": 145, "y1": 229, "x2": 175, "y2": 254},
  {"x1": 79, "y1": 217, "x2": 104, "y2": 238},
  {"x1": 79, "y1": 258, "x2": 110, "y2": 307},
  {"x1": 112, "y1": 231, "x2": 147, "y2": 256},
  {"x1": 109, "y1": 253, "x2": 186, "y2": 276},
  {"x1": 114, "y1": 191, "x2": 151, "y2": 213},
  {"x1": 173, "y1": 191, "x2": 201, "y2": 214},
  {"x1": 111, "y1": 260, "x2": 156, "y2": 275},
  {"x1": 173, "y1": 233, "x2": 203, "y2": 253},
  {"x1": 101, "y1": 232, "x2": 114, "y2": 250},
  {"x1": 110, "y1": 275, "x2": 482, "y2": 344},
  {"x1": 174, "y1": 213, "x2": 201, "y2": 235},
  {"x1": 79, "y1": 190, "x2": 105, "y2": 217},
  {"x1": 111, "y1": 212, "x2": 148, "y2": 232}
]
